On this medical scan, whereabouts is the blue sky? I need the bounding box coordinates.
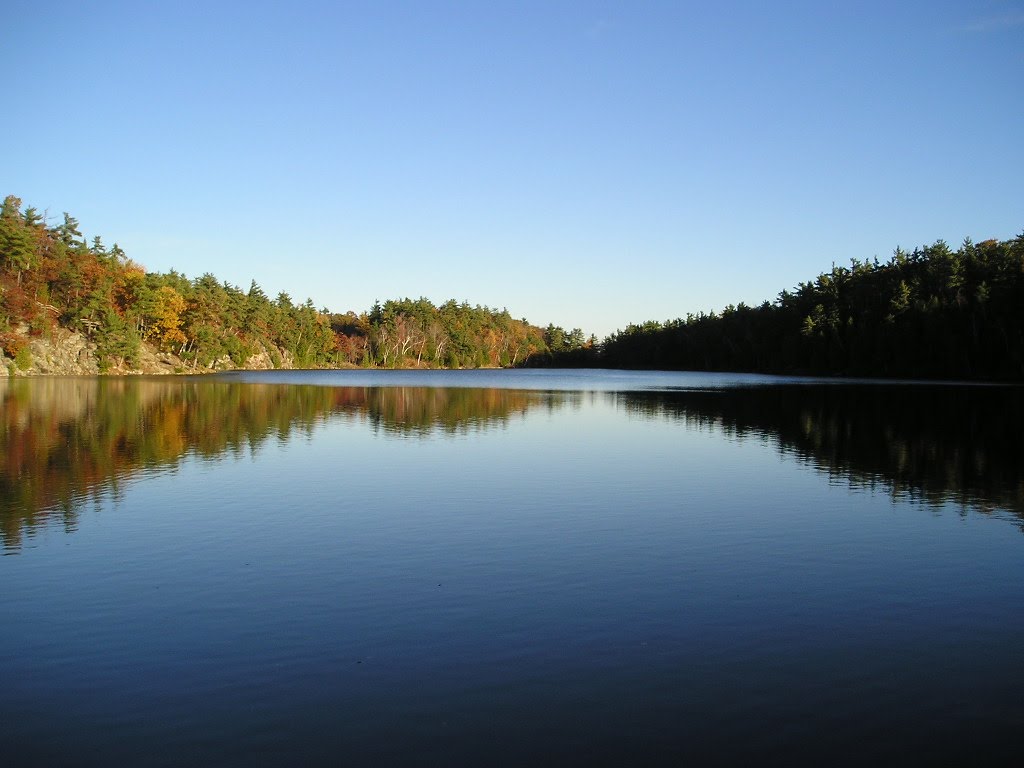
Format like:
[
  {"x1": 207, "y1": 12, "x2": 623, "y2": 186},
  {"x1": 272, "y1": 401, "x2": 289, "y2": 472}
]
[{"x1": 4, "y1": 1, "x2": 1022, "y2": 338}]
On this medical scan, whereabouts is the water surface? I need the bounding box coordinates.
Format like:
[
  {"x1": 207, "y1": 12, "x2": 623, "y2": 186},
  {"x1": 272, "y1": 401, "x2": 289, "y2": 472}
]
[{"x1": 1, "y1": 371, "x2": 1021, "y2": 765}]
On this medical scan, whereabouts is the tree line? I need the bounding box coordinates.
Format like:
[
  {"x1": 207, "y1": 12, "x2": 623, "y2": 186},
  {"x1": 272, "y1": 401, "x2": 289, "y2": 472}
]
[
  {"x1": 0, "y1": 195, "x2": 588, "y2": 371},
  {"x1": 595, "y1": 234, "x2": 1024, "y2": 379},
  {"x1": 4, "y1": 194, "x2": 1019, "y2": 378}
]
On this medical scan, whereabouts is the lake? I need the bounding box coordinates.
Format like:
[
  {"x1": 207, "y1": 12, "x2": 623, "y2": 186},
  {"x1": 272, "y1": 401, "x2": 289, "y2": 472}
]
[{"x1": 2, "y1": 370, "x2": 1022, "y2": 766}]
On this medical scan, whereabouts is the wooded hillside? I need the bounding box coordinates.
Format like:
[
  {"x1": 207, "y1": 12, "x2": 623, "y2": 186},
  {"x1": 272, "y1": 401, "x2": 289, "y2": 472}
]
[
  {"x1": 0, "y1": 195, "x2": 584, "y2": 372},
  {"x1": 4, "y1": 194, "x2": 1019, "y2": 379},
  {"x1": 598, "y1": 235, "x2": 1024, "y2": 379}
]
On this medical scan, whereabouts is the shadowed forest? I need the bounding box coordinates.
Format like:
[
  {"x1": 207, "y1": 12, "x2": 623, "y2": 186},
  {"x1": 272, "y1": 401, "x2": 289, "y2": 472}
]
[
  {"x1": 599, "y1": 235, "x2": 1024, "y2": 379},
  {"x1": 2, "y1": 195, "x2": 1021, "y2": 378}
]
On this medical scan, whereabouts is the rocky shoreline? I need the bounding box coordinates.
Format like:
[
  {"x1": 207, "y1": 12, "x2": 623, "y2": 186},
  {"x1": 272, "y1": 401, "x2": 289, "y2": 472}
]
[{"x1": 1, "y1": 326, "x2": 294, "y2": 376}]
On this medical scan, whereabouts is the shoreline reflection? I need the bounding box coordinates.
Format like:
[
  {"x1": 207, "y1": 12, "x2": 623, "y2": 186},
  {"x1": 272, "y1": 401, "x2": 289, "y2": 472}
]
[{"x1": 2, "y1": 377, "x2": 1020, "y2": 549}]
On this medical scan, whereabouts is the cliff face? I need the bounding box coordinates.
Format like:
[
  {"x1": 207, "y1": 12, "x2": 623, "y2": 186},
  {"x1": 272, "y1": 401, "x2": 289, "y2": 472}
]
[{"x1": 1, "y1": 327, "x2": 294, "y2": 376}]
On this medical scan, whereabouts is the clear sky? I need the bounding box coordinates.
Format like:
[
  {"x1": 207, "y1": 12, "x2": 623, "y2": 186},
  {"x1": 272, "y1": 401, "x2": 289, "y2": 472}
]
[{"x1": 4, "y1": 1, "x2": 1022, "y2": 338}]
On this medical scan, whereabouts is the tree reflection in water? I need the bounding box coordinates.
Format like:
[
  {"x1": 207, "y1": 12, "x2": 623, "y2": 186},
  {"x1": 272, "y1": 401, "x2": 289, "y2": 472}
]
[
  {"x1": 2, "y1": 376, "x2": 1020, "y2": 549},
  {"x1": 0, "y1": 377, "x2": 540, "y2": 549},
  {"x1": 615, "y1": 384, "x2": 1024, "y2": 524}
]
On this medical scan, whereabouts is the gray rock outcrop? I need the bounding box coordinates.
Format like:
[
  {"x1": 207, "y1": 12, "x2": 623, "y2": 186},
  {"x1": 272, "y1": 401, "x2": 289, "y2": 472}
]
[{"x1": 5, "y1": 327, "x2": 295, "y2": 376}]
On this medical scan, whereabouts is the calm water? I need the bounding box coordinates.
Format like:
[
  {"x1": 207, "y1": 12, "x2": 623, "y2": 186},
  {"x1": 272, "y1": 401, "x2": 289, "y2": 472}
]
[{"x1": 1, "y1": 370, "x2": 1022, "y2": 766}]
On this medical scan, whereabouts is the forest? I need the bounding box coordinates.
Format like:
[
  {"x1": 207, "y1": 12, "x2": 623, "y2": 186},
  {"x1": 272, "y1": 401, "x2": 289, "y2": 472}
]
[
  {"x1": 598, "y1": 234, "x2": 1024, "y2": 379},
  {"x1": 2, "y1": 194, "x2": 1021, "y2": 379},
  {"x1": 0, "y1": 195, "x2": 587, "y2": 371}
]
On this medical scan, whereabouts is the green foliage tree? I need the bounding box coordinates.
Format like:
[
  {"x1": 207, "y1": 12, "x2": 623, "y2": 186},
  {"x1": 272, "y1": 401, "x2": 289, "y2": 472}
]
[
  {"x1": 0, "y1": 196, "x2": 36, "y2": 284},
  {"x1": 600, "y1": 234, "x2": 1024, "y2": 379}
]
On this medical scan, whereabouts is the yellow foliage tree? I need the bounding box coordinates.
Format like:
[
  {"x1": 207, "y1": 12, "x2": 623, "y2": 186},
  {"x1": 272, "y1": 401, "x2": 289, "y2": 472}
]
[{"x1": 144, "y1": 285, "x2": 187, "y2": 349}]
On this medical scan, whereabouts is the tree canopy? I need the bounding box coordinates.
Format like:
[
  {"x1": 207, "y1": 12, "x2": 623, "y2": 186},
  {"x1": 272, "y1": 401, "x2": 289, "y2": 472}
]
[
  {"x1": 2, "y1": 194, "x2": 1019, "y2": 379},
  {"x1": 598, "y1": 235, "x2": 1024, "y2": 380},
  {"x1": 0, "y1": 195, "x2": 569, "y2": 371}
]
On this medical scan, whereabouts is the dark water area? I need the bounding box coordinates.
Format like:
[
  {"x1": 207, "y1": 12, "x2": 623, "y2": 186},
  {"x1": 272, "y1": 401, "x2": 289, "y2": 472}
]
[{"x1": 1, "y1": 371, "x2": 1022, "y2": 766}]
